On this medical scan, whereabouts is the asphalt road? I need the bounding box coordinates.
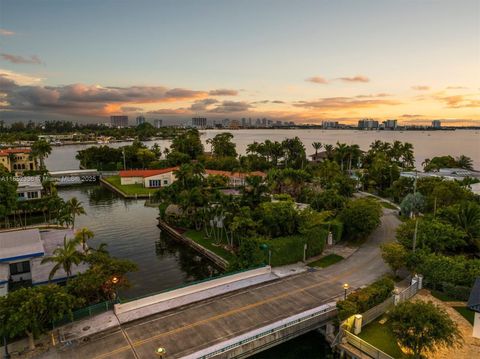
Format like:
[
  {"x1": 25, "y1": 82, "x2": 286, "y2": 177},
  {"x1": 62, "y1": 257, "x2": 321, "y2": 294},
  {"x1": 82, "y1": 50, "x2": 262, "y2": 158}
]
[{"x1": 42, "y1": 208, "x2": 400, "y2": 359}]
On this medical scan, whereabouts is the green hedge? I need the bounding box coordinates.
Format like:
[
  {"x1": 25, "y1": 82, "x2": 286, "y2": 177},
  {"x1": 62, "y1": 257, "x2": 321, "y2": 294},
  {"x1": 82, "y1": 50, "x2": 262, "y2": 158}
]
[
  {"x1": 247, "y1": 227, "x2": 327, "y2": 267},
  {"x1": 319, "y1": 219, "x2": 343, "y2": 243},
  {"x1": 337, "y1": 277, "x2": 395, "y2": 320}
]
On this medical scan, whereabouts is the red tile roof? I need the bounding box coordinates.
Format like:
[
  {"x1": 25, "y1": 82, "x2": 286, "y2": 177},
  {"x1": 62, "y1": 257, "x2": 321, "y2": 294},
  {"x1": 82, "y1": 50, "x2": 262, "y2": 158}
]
[
  {"x1": 205, "y1": 169, "x2": 266, "y2": 178},
  {"x1": 119, "y1": 167, "x2": 178, "y2": 178},
  {"x1": 0, "y1": 148, "x2": 32, "y2": 156}
]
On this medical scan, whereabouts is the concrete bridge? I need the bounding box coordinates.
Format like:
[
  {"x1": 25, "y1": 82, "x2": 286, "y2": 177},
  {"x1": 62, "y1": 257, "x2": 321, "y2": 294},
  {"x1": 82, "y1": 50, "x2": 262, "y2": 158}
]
[{"x1": 40, "y1": 207, "x2": 400, "y2": 359}]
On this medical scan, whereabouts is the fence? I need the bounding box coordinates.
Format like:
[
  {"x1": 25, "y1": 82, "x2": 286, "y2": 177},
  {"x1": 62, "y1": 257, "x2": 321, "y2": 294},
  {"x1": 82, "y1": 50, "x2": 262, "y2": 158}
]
[
  {"x1": 52, "y1": 300, "x2": 117, "y2": 328},
  {"x1": 341, "y1": 277, "x2": 421, "y2": 357}
]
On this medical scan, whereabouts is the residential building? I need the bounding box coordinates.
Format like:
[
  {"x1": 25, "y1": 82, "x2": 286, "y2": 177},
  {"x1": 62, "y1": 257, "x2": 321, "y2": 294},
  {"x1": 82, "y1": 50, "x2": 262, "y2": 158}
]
[
  {"x1": 119, "y1": 168, "x2": 178, "y2": 188},
  {"x1": 383, "y1": 119, "x2": 397, "y2": 130},
  {"x1": 154, "y1": 119, "x2": 163, "y2": 128},
  {"x1": 432, "y1": 120, "x2": 442, "y2": 129},
  {"x1": 0, "y1": 148, "x2": 38, "y2": 174},
  {"x1": 110, "y1": 115, "x2": 129, "y2": 128},
  {"x1": 16, "y1": 176, "x2": 43, "y2": 201},
  {"x1": 358, "y1": 119, "x2": 379, "y2": 130},
  {"x1": 322, "y1": 121, "x2": 339, "y2": 129},
  {"x1": 0, "y1": 228, "x2": 88, "y2": 296},
  {"x1": 400, "y1": 168, "x2": 480, "y2": 181},
  {"x1": 205, "y1": 169, "x2": 266, "y2": 187},
  {"x1": 136, "y1": 116, "x2": 146, "y2": 126},
  {"x1": 309, "y1": 151, "x2": 329, "y2": 163}
]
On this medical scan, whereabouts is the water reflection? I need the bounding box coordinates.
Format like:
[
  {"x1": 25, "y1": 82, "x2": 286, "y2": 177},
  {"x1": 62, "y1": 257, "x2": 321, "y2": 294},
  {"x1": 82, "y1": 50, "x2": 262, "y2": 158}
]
[{"x1": 57, "y1": 185, "x2": 220, "y2": 299}]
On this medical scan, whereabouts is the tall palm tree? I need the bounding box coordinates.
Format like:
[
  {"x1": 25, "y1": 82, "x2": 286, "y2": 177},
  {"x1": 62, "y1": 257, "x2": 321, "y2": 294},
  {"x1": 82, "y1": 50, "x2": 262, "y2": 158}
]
[
  {"x1": 66, "y1": 197, "x2": 86, "y2": 229},
  {"x1": 41, "y1": 236, "x2": 84, "y2": 280},
  {"x1": 30, "y1": 139, "x2": 52, "y2": 170},
  {"x1": 324, "y1": 144, "x2": 334, "y2": 160},
  {"x1": 335, "y1": 142, "x2": 349, "y2": 171},
  {"x1": 75, "y1": 227, "x2": 94, "y2": 252},
  {"x1": 456, "y1": 202, "x2": 480, "y2": 250},
  {"x1": 312, "y1": 142, "x2": 322, "y2": 157}
]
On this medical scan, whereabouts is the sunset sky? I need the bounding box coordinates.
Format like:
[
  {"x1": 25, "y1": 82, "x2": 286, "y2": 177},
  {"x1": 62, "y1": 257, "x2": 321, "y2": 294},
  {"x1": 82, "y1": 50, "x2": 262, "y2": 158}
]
[{"x1": 0, "y1": 0, "x2": 479, "y2": 125}]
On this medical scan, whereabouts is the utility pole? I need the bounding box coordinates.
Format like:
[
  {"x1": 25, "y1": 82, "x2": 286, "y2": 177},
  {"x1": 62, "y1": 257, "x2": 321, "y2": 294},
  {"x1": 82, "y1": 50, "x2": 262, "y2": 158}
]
[
  {"x1": 412, "y1": 170, "x2": 419, "y2": 252},
  {"x1": 122, "y1": 149, "x2": 126, "y2": 170}
]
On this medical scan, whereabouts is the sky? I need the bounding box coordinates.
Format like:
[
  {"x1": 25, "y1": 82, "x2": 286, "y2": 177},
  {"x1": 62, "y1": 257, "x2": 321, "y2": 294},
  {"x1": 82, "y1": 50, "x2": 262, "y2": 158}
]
[{"x1": 0, "y1": 0, "x2": 479, "y2": 125}]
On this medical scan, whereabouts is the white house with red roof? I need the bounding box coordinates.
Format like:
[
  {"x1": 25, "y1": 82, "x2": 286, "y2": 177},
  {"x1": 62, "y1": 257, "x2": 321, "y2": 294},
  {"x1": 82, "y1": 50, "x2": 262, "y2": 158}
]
[
  {"x1": 119, "y1": 167, "x2": 178, "y2": 188},
  {"x1": 119, "y1": 167, "x2": 266, "y2": 188}
]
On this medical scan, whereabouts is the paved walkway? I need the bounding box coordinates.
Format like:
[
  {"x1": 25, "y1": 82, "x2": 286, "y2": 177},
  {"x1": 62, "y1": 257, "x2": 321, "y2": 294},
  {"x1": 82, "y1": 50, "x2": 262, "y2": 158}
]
[{"x1": 34, "y1": 208, "x2": 399, "y2": 359}]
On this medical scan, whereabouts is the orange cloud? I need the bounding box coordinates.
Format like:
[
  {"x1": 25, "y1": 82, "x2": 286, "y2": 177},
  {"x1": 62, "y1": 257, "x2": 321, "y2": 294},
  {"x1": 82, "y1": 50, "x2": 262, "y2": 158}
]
[
  {"x1": 306, "y1": 76, "x2": 329, "y2": 84},
  {"x1": 338, "y1": 75, "x2": 370, "y2": 83},
  {"x1": 411, "y1": 85, "x2": 430, "y2": 91}
]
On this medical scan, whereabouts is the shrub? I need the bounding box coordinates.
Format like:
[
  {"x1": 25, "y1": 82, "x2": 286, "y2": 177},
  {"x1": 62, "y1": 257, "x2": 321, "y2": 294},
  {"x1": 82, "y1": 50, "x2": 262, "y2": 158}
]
[{"x1": 339, "y1": 198, "x2": 382, "y2": 241}]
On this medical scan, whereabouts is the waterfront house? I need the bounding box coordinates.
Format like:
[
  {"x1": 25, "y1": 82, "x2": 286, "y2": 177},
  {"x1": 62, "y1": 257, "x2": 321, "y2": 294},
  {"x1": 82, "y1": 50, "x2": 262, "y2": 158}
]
[
  {"x1": 15, "y1": 176, "x2": 43, "y2": 201},
  {"x1": 401, "y1": 168, "x2": 480, "y2": 181},
  {"x1": 119, "y1": 167, "x2": 178, "y2": 188},
  {"x1": 309, "y1": 151, "x2": 329, "y2": 163},
  {"x1": 0, "y1": 228, "x2": 88, "y2": 296},
  {"x1": 0, "y1": 148, "x2": 38, "y2": 175},
  {"x1": 119, "y1": 167, "x2": 266, "y2": 188}
]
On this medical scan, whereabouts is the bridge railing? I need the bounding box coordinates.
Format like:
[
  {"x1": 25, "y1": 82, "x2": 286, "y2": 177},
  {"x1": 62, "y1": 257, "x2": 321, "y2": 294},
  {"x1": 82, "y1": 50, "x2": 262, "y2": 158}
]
[{"x1": 195, "y1": 303, "x2": 337, "y2": 359}]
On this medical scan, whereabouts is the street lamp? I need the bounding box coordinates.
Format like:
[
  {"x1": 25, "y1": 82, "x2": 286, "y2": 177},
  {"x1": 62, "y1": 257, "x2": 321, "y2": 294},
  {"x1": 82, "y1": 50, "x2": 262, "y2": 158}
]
[
  {"x1": 343, "y1": 283, "x2": 349, "y2": 300},
  {"x1": 155, "y1": 347, "x2": 167, "y2": 358},
  {"x1": 111, "y1": 276, "x2": 119, "y2": 301}
]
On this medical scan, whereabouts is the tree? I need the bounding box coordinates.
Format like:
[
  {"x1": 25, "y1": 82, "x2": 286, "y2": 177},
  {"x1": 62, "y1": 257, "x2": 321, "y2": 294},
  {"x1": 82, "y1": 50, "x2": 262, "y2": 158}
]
[
  {"x1": 0, "y1": 285, "x2": 79, "y2": 350},
  {"x1": 456, "y1": 155, "x2": 473, "y2": 170},
  {"x1": 41, "y1": 236, "x2": 84, "y2": 279},
  {"x1": 339, "y1": 198, "x2": 382, "y2": 241},
  {"x1": 66, "y1": 197, "x2": 86, "y2": 228},
  {"x1": 380, "y1": 242, "x2": 407, "y2": 276},
  {"x1": 75, "y1": 227, "x2": 94, "y2": 252},
  {"x1": 255, "y1": 200, "x2": 299, "y2": 237},
  {"x1": 31, "y1": 138, "x2": 52, "y2": 170},
  {"x1": 0, "y1": 167, "x2": 18, "y2": 227},
  {"x1": 241, "y1": 175, "x2": 269, "y2": 208},
  {"x1": 400, "y1": 192, "x2": 425, "y2": 217},
  {"x1": 170, "y1": 128, "x2": 204, "y2": 159},
  {"x1": 310, "y1": 189, "x2": 346, "y2": 213},
  {"x1": 207, "y1": 132, "x2": 237, "y2": 157},
  {"x1": 389, "y1": 301, "x2": 462, "y2": 358},
  {"x1": 312, "y1": 142, "x2": 322, "y2": 156}
]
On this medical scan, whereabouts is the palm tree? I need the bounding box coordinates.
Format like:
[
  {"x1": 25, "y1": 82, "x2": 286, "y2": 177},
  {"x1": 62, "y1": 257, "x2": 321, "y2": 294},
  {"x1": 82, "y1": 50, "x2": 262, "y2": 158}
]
[
  {"x1": 456, "y1": 202, "x2": 480, "y2": 250},
  {"x1": 312, "y1": 142, "x2": 322, "y2": 157},
  {"x1": 334, "y1": 142, "x2": 349, "y2": 171},
  {"x1": 456, "y1": 155, "x2": 473, "y2": 170},
  {"x1": 31, "y1": 139, "x2": 52, "y2": 170},
  {"x1": 75, "y1": 227, "x2": 94, "y2": 252},
  {"x1": 324, "y1": 144, "x2": 334, "y2": 160},
  {"x1": 66, "y1": 197, "x2": 86, "y2": 229},
  {"x1": 41, "y1": 236, "x2": 83, "y2": 280}
]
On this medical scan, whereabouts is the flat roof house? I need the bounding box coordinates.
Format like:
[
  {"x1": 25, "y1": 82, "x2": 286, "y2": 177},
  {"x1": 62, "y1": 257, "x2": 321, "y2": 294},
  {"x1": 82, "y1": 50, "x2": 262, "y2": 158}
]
[
  {"x1": 15, "y1": 176, "x2": 43, "y2": 201},
  {"x1": 0, "y1": 228, "x2": 88, "y2": 296}
]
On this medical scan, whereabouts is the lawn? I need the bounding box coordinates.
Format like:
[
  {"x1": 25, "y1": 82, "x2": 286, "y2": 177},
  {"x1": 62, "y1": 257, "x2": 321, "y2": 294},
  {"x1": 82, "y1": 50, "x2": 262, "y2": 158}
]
[
  {"x1": 430, "y1": 290, "x2": 458, "y2": 302},
  {"x1": 184, "y1": 229, "x2": 236, "y2": 263},
  {"x1": 358, "y1": 320, "x2": 406, "y2": 358},
  {"x1": 103, "y1": 176, "x2": 157, "y2": 196},
  {"x1": 453, "y1": 306, "x2": 475, "y2": 325},
  {"x1": 308, "y1": 254, "x2": 344, "y2": 268}
]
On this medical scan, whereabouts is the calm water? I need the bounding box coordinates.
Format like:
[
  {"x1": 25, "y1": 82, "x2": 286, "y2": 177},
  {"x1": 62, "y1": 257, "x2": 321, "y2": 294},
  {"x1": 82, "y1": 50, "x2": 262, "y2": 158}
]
[
  {"x1": 45, "y1": 129, "x2": 480, "y2": 171},
  {"x1": 57, "y1": 185, "x2": 218, "y2": 299}
]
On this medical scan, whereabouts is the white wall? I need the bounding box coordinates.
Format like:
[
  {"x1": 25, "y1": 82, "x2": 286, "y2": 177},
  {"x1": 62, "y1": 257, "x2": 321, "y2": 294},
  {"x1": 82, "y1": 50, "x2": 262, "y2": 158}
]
[
  {"x1": 144, "y1": 172, "x2": 176, "y2": 188},
  {"x1": 120, "y1": 176, "x2": 144, "y2": 185}
]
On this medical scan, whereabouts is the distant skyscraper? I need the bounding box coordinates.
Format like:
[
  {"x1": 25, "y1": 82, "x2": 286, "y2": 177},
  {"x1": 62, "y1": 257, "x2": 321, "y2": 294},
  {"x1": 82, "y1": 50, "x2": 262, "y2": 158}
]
[
  {"x1": 432, "y1": 120, "x2": 442, "y2": 129},
  {"x1": 110, "y1": 116, "x2": 128, "y2": 128},
  {"x1": 358, "y1": 119, "x2": 379, "y2": 130},
  {"x1": 383, "y1": 119, "x2": 397, "y2": 130},
  {"x1": 136, "y1": 116, "x2": 146, "y2": 126},
  {"x1": 154, "y1": 119, "x2": 163, "y2": 128},
  {"x1": 191, "y1": 117, "x2": 207, "y2": 128},
  {"x1": 241, "y1": 118, "x2": 246, "y2": 127},
  {"x1": 322, "y1": 121, "x2": 339, "y2": 129}
]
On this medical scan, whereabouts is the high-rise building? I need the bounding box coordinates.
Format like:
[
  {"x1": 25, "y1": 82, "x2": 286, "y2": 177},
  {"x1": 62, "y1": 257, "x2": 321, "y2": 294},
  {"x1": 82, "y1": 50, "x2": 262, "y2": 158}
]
[
  {"x1": 154, "y1": 119, "x2": 163, "y2": 128},
  {"x1": 261, "y1": 118, "x2": 267, "y2": 127},
  {"x1": 191, "y1": 117, "x2": 207, "y2": 128},
  {"x1": 432, "y1": 120, "x2": 442, "y2": 129},
  {"x1": 358, "y1": 119, "x2": 379, "y2": 130},
  {"x1": 322, "y1": 121, "x2": 339, "y2": 129},
  {"x1": 136, "y1": 116, "x2": 146, "y2": 126},
  {"x1": 241, "y1": 118, "x2": 246, "y2": 127},
  {"x1": 110, "y1": 116, "x2": 128, "y2": 128},
  {"x1": 383, "y1": 119, "x2": 397, "y2": 130}
]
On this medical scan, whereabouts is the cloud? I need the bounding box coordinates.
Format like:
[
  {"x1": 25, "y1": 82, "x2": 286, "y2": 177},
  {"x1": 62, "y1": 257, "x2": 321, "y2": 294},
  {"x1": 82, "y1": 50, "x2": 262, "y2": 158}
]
[
  {"x1": 272, "y1": 100, "x2": 285, "y2": 104},
  {"x1": 1, "y1": 53, "x2": 42, "y2": 65},
  {"x1": 0, "y1": 29, "x2": 15, "y2": 36},
  {"x1": 209, "y1": 101, "x2": 253, "y2": 113},
  {"x1": 147, "y1": 108, "x2": 190, "y2": 115},
  {"x1": 306, "y1": 76, "x2": 328, "y2": 84},
  {"x1": 411, "y1": 85, "x2": 430, "y2": 91},
  {"x1": 0, "y1": 69, "x2": 43, "y2": 85},
  {"x1": 401, "y1": 114, "x2": 425, "y2": 118},
  {"x1": 0, "y1": 77, "x2": 209, "y2": 117},
  {"x1": 208, "y1": 89, "x2": 238, "y2": 96},
  {"x1": 446, "y1": 86, "x2": 467, "y2": 90},
  {"x1": 434, "y1": 94, "x2": 480, "y2": 108},
  {"x1": 338, "y1": 75, "x2": 370, "y2": 83},
  {"x1": 189, "y1": 98, "x2": 219, "y2": 111},
  {"x1": 252, "y1": 100, "x2": 285, "y2": 104},
  {"x1": 121, "y1": 106, "x2": 144, "y2": 112},
  {"x1": 355, "y1": 93, "x2": 391, "y2": 98},
  {"x1": 293, "y1": 96, "x2": 400, "y2": 110}
]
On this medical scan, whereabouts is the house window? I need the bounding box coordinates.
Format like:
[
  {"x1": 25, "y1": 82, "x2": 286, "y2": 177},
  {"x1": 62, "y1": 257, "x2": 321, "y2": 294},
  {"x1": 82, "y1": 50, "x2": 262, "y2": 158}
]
[
  {"x1": 163, "y1": 179, "x2": 169, "y2": 185},
  {"x1": 9, "y1": 261, "x2": 31, "y2": 275},
  {"x1": 27, "y1": 191, "x2": 39, "y2": 199},
  {"x1": 149, "y1": 179, "x2": 161, "y2": 188}
]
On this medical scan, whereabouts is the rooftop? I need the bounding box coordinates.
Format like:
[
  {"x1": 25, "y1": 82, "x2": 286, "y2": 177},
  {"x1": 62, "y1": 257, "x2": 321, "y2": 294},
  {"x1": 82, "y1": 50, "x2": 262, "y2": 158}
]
[
  {"x1": 0, "y1": 148, "x2": 32, "y2": 156},
  {"x1": 0, "y1": 228, "x2": 45, "y2": 262},
  {"x1": 119, "y1": 167, "x2": 178, "y2": 178}
]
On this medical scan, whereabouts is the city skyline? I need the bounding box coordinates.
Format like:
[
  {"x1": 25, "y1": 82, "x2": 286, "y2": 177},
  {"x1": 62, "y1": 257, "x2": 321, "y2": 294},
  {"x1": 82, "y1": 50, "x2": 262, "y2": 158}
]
[{"x1": 0, "y1": 0, "x2": 479, "y2": 125}]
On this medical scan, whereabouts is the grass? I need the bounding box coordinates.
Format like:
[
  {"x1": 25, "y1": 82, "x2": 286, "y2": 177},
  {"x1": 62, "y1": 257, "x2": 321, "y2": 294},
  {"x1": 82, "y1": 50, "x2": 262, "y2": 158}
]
[
  {"x1": 430, "y1": 290, "x2": 458, "y2": 302},
  {"x1": 308, "y1": 254, "x2": 344, "y2": 268},
  {"x1": 103, "y1": 176, "x2": 158, "y2": 196},
  {"x1": 453, "y1": 306, "x2": 475, "y2": 325},
  {"x1": 358, "y1": 320, "x2": 406, "y2": 358},
  {"x1": 184, "y1": 229, "x2": 236, "y2": 263}
]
